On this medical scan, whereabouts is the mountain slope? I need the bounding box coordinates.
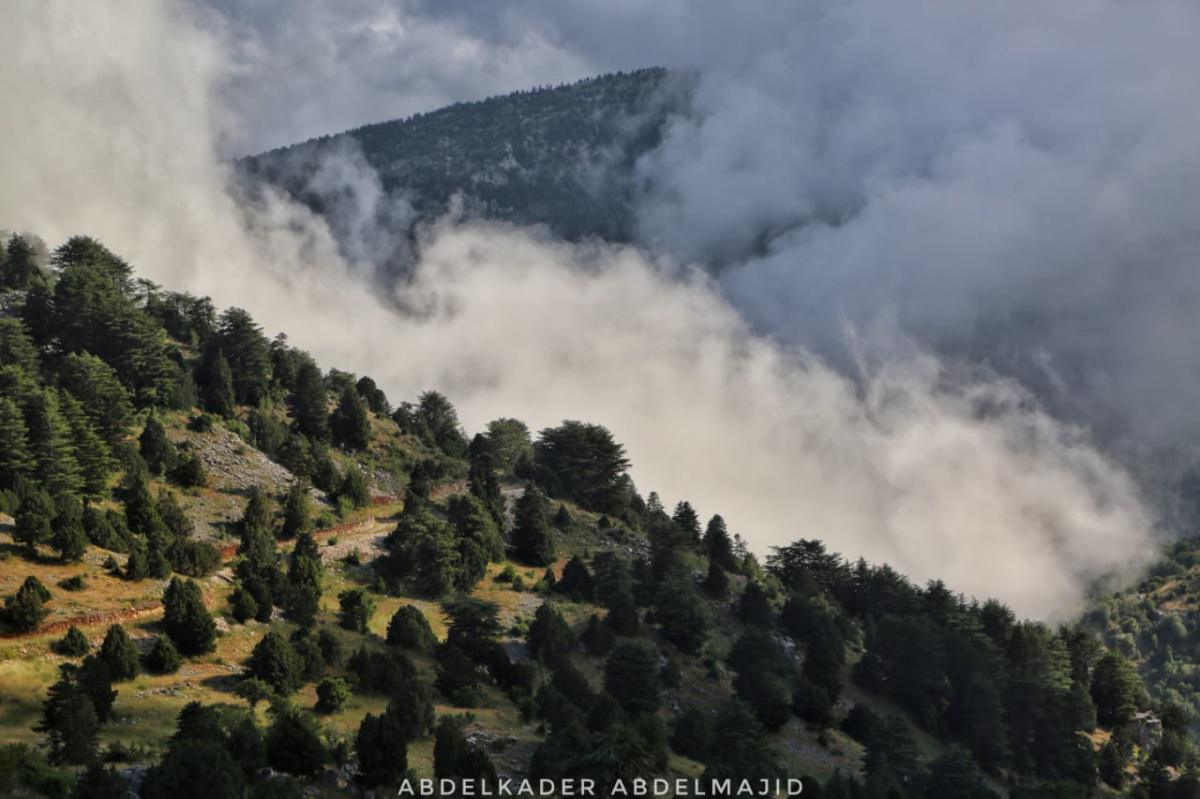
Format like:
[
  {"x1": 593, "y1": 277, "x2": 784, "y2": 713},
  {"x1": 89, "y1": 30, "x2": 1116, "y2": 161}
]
[{"x1": 238, "y1": 68, "x2": 681, "y2": 273}]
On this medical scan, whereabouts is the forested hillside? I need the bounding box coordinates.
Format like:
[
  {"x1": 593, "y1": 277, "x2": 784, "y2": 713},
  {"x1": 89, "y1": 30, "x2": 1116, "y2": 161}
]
[
  {"x1": 238, "y1": 69, "x2": 679, "y2": 272},
  {"x1": 0, "y1": 231, "x2": 1195, "y2": 799}
]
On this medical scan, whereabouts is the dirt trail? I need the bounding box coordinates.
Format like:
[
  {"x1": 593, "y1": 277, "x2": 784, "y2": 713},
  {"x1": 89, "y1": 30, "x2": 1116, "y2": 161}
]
[{"x1": 2, "y1": 512, "x2": 397, "y2": 641}]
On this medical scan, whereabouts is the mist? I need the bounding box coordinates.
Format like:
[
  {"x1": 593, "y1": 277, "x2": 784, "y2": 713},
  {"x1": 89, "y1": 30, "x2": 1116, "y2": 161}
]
[{"x1": 0, "y1": 0, "x2": 1163, "y2": 619}]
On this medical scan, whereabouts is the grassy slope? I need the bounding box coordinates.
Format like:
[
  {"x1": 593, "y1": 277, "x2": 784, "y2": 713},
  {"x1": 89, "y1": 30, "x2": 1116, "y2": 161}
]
[{"x1": 0, "y1": 409, "x2": 967, "y2": 790}]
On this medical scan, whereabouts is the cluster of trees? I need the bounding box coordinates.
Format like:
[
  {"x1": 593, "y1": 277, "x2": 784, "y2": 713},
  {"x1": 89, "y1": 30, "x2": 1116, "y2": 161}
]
[
  {"x1": 34, "y1": 578, "x2": 215, "y2": 768},
  {"x1": 241, "y1": 68, "x2": 674, "y2": 256},
  {"x1": 228, "y1": 485, "x2": 325, "y2": 627}
]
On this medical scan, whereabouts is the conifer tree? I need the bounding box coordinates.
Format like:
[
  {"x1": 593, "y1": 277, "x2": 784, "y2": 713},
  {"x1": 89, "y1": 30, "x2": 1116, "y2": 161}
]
[
  {"x1": 217, "y1": 308, "x2": 271, "y2": 406},
  {"x1": 55, "y1": 625, "x2": 91, "y2": 657},
  {"x1": 655, "y1": 559, "x2": 708, "y2": 653},
  {"x1": 59, "y1": 392, "x2": 112, "y2": 497},
  {"x1": 98, "y1": 624, "x2": 140, "y2": 682},
  {"x1": 3, "y1": 575, "x2": 51, "y2": 630},
  {"x1": 280, "y1": 482, "x2": 313, "y2": 539},
  {"x1": 738, "y1": 582, "x2": 773, "y2": 627},
  {"x1": 162, "y1": 577, "x2": 216, "y2": 656},
  {"x1": 605, "y1": 640, "x2": 662, "y2": 715},
  {"x1": 330, "y1": 384, "x2": 371, "y2": 450},
  {"x1": 2, "y1": 234, "x2": 47, "y2": 290},
  {"x1": 355, "y1": 376, "x2": 391, "y2": 414},
  {"x1": 284, "y1": 532, "x2": 322, "y2": 626},
  {"x1": 671, "y1": 501, "x2": 701, "y2": 547},
  {"x1": 467, "y1": 434, "x2": 506, "y2": 527},
  {"x1": 0, "y1": 397, "x2": 32, "y2": 489},
  {"x1": 52, "y1": 492, "x2": 88, "y2": 561},
  {"x1": 355, "y1": 707, "x2": 410, "y2": 788},
  {"x1": 434, "y1": 715, "x2": 497, "y2": 782},
  {"x1": 35, "y1": 664, "x2": 99, "y2": 765},
  {"x1": 703, "y1": 514, "x2": 738, "y2": 571},
  {"x1": 139, "y1": 414, "x2": 178, "y2": 476},
  {"x1": 0, "y1": 317, "x2": 38, "y2": 373},
  {"x1": 339, "y1": 588, "x2": 376, "y2": 633},
  {"x1": 197, "y1": 345, "x2": 236, "y2": 417},
  {"x1": 337, "y1": 467, "x2": 370, "y2": 509},
  {"x1": 146, "y1": 636, "x2": 182, "y2": 674},
  {"x1": 247, "y1": 631, "x2": 302, "y2": 694},
  {"x1": 527, "y1": 603, "x2": 576, "y2": 664},
  {"x1": 13, "y1": 485, "x2": 53, "y2": 554},
  {"x1": 58, "y1": 352, "x2": 134, "y2": 444},
  {"x1": 171, "y1": 452, "x2": 207, "y2": 487},
  {"x1": 512, "y1": 483, "x2": 556, "y2": 566},
  {"x1": 24, "y1": 390, "x2": 83, "y2": 495},
  {"x1": 703, "y1": 559, "x2": 729, "y2": 598},
  {"x1": 289, "y1": 358, "x2": 330, "y2": 442},
  {"x1": 387, "y1": 605, "x2": 437, "y2": 651},
  {"x1": 264, "y1": 705, "x2": 327, "y2": 777}
]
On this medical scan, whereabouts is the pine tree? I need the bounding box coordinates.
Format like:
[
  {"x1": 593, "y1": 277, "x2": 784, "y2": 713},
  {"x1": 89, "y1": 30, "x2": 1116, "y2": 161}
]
[
  {"x1": 162, "y1": 577, "x2": 216, "y2": 656},
  {"x1": 171, "y1": 452, "x2": 207, "y2": 487},
  {"x1": 197, "y1": 345, "x2": 236, "y2": 417},
  {"x1": 0, "y1": 317, "x2": 39, "y2": 373},
  {"x1": 605, "y1": 641, "x2": 662, "y2": 715},
  {"x1": 434, "y1": 715, "x2": 497, "y2": 782},
  {"x1": 280, "y1": 482, "x2": 313, "y2": 539},
  {"x1": 527, "y1": 603, "x2": 576, "y2": 664},
  {"x1": 467, "y1": 435, "x2": 506, "y2": 527},
  {"x1": 98, "y1": 624, "x2": 140, "y2": 681},
  {"x1": 447, "y1": 493, "x2": 504, "y2": 583},
  {"x1": 247, "y1": 631, "x2": 302, "y2": 694},
  {"x1": 557, "y1": 556, "x2": 594, "y2": 601},
  {"x1": 703, "y1": 514, "x2": 738, "y2": 571},
  {"x1": 330, "y1": 384, "x2": 371, "y2": 450},
  {"x1": 139, "y1": 414, "x2": 178, "y2": 476},
  {"x1": 13, "y1": 485, "x2": 53, "y2": 555},
  {"x1": 54, "y1": 625, "x2": 91, "y2": 657},
  {"x1": 355, "y1": 708, "x2": 410, "y2": 788},
  {"x1": 59, "y1": 392, "x2": 112, "y2": 497},
  {"x1": 289, "y1": 359, "x2": 330, "y2": 442},
  {"x1": 264, "y1": 705, "x2": 327, "y2": 777},
  {"x1": 58, "y1": 352, "x2": 134, "y2": 444},
  {"x1": 229, "y1": 585, "x2": 258, "y2": 624},
  {"x1": 655, "y1": 560, "x2": 708, "y2": 653},
  {"x1": 738, "y1": 582, "x2": 773, "y2": 627},
  {"x1": 702, "y1": 559, "x2": 729, "y2": 598},
  {"x1": 671, "y1": 501, "x2": 702, "y2": 547},
  {"x1": 387, "y1": 605, "x2": 437, "y2": 651},
  {"x1": 0, "y1": 397, "x2": 32, "y2": 489},
  {"x1": 336, "y1": 466, "x2": 370, "y2": 508},
  {"x1": 2, "y1": 234, "x2": 48, "y2": 290},
  {"x1": 355, "y1": 376, "x2": 391, "y2": 415},
  {"x1": 4, "y1": 575, "x2": 51, "y2": 631},
  {"x1": 512, "y1": 484, "x2": 556, "y2": 566},
  {"x1": 284, "y1": 532, "x2": 322, "y2": 626},
  {"x1": 533, "y1": 421, "x2": 630, "y2": 512},
  {"x1": 146, "y1": 636, "x2": 182, "y2": 674},
  {"x1": 24, "y1": 390, "x2": 83, "y2": 495},
  {"x1": 1091, "y1": 652, "x2": 1141, "y2": 728},
  {"x1": 339, "y1": 588, "x2": 376, "y2": 633},
  {"x1": 35, "y1": 664, "x2": 99, "y2": 765},
  {"x1": 216, "y1": 308, "x2": 271, "y2": 406},
  {"x1": 51, "y1": 492, "x2": 88, "y2": 561}
]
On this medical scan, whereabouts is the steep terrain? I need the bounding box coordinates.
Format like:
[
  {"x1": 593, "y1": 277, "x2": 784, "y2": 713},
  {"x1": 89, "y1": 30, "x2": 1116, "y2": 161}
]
[{"x1": 0, "y1": 232, "x2": 1193, "y2": 799}]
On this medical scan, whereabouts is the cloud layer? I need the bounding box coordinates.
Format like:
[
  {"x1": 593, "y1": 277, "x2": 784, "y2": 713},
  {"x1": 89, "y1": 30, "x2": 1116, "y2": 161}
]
[{"x1": 0, "y1": 0, "x2": 1165, "y2": 618}]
